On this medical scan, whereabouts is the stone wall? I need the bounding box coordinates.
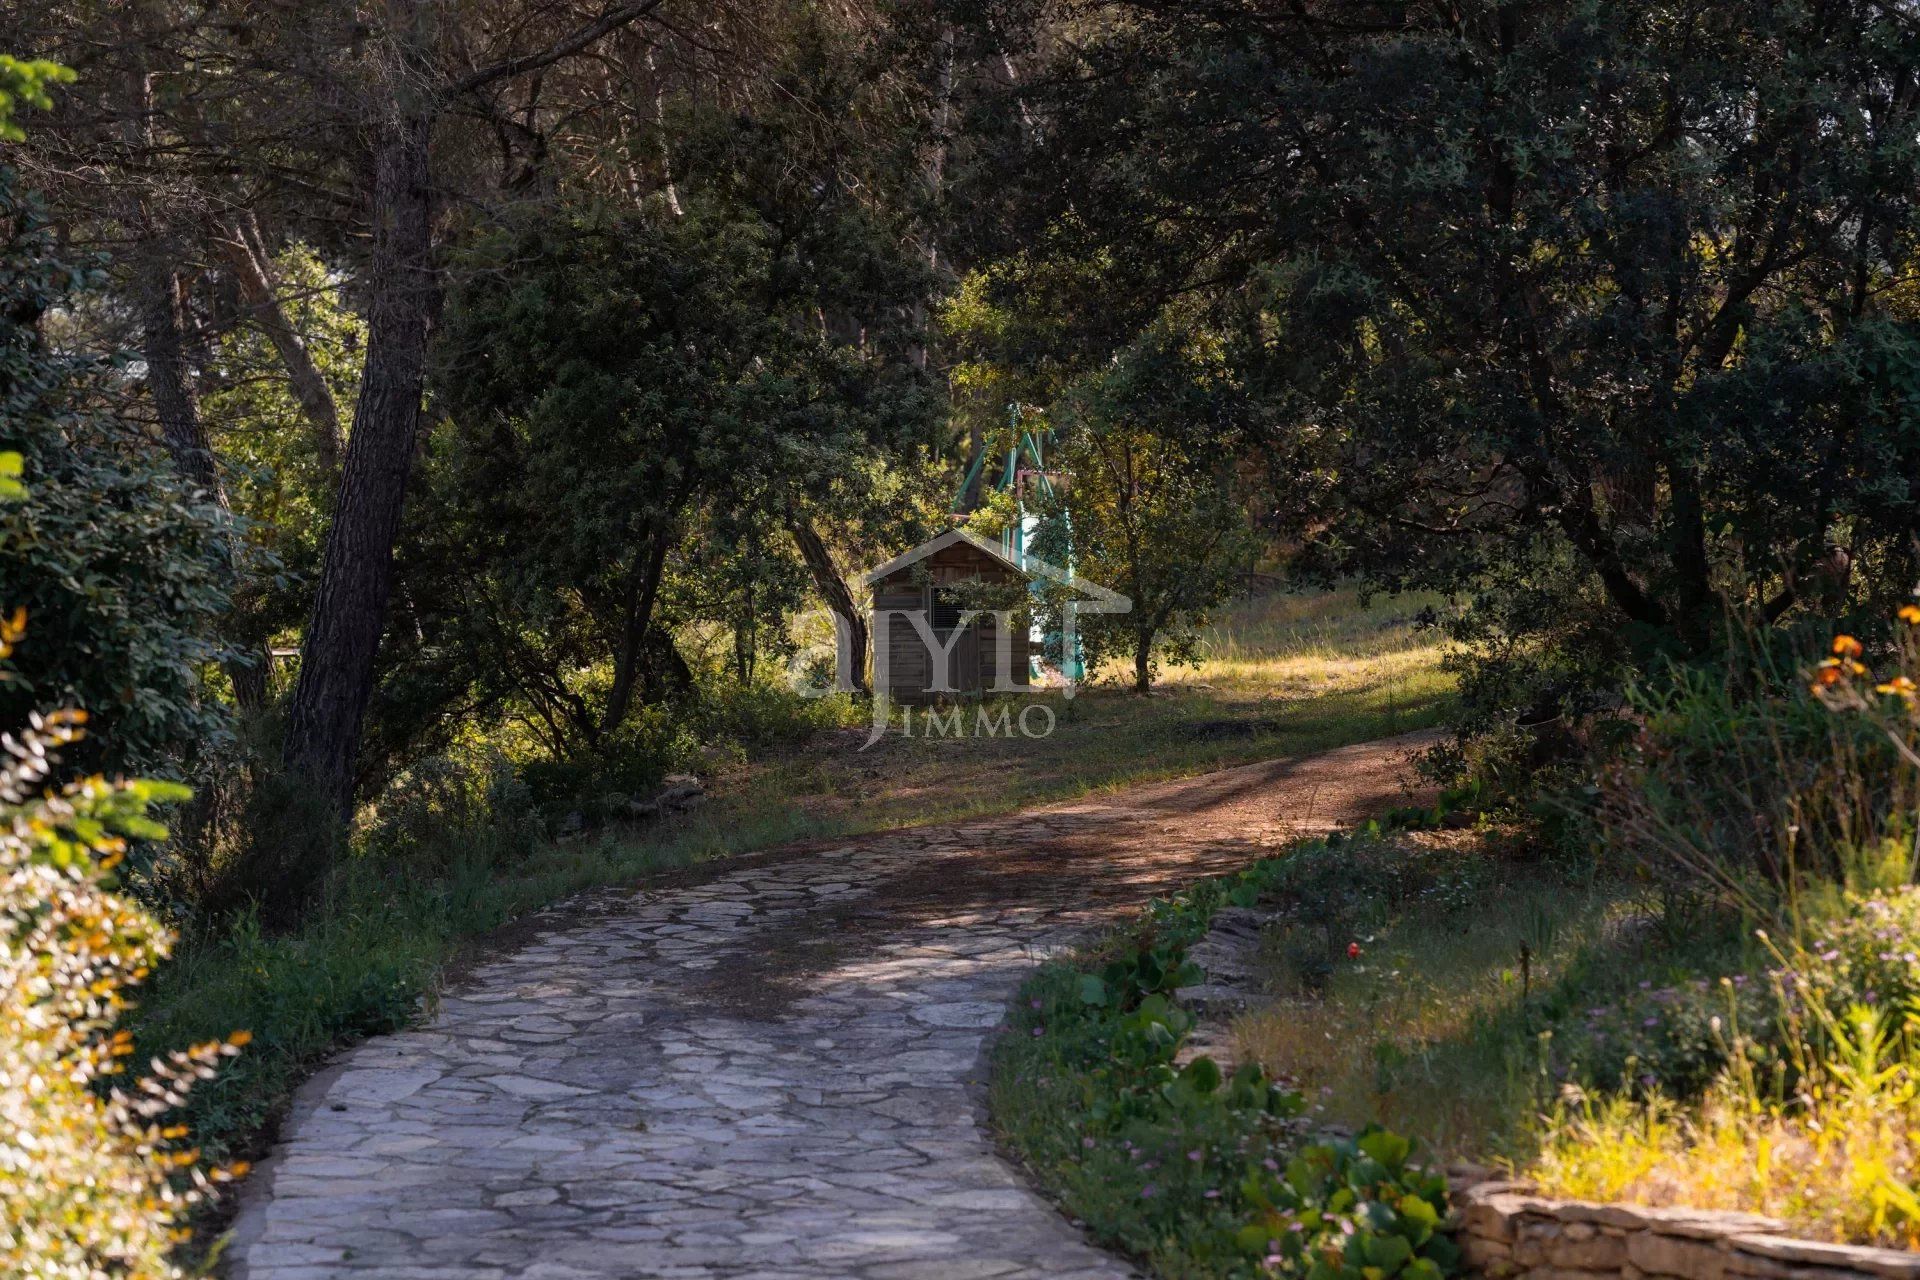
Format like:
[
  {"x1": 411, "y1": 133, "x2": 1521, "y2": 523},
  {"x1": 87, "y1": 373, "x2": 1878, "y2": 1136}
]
[{"x1": 1452, "y1": 1177, "x2": 1920, "y2": 1280}]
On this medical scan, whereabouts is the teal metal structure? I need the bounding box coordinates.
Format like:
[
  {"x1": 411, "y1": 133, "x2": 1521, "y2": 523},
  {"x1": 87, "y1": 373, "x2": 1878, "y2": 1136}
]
[
  {"x1": 952, "y1": 406, "x2": 1060, "y2": 556},
  {"x1": 953, "y1": 405, "x2": 1083, "y2": 679}
]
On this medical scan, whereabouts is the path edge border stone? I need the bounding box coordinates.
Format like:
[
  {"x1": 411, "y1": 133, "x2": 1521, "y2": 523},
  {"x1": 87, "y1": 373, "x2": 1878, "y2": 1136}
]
[{"x1": 1449, "y1": 1169, "x2": 1920, "y2": 1280}]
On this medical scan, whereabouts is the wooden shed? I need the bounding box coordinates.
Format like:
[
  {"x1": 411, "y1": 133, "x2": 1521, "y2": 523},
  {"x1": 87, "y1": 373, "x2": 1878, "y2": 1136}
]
[{"x1": 863, "y1": 529, "x2": 1033, "y2": 701}]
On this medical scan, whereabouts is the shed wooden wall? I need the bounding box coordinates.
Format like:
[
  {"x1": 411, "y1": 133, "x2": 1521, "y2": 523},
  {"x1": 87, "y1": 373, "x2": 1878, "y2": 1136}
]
[{"x1": 871, "y1": 542, "x2": 1031, "y2": 702}]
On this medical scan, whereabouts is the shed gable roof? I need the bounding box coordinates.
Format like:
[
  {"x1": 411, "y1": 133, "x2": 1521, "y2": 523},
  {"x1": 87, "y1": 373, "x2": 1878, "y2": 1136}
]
[{"x1": 860, "y1": 528, "x2": 1030, "y2": 588}]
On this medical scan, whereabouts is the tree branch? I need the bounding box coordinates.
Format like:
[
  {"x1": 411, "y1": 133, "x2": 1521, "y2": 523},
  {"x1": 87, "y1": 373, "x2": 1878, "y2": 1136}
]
[{"x1": 451, "y1": 1, "x2": 666, "y2": 95}]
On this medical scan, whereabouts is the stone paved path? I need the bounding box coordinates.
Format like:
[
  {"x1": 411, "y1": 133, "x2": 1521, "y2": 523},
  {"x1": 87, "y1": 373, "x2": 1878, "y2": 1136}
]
[{"x1": 227, "y1": 732, "x2": 1433, "y2": 1280}]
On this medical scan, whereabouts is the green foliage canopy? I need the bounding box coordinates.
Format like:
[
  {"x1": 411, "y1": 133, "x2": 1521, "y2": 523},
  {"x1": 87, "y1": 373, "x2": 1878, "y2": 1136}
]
[
  {"x1": 0, "y1": 55, "x2": 71, "y2": 141},
  {"x1": 0, "y1": 88, "x2": 231, "y2": 774},
  {"x1": 391, "y1": 189, "x2": 937, "y2": 766},
  {"x1": 1031, "y1": 319, "x2": 1258, "y2": 689},
  {"x1": 973, "y1": 0, "x2": 1920, "y2": 718}
]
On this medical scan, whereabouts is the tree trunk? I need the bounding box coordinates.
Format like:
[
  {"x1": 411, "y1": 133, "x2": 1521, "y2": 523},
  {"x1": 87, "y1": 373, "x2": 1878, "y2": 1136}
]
[
  {"x1": 221, "y1": 210, "x2": 345, "y2": 470},
  {"x1": 137, "y1": 240, "x2": 273, "y2": 708},
  {"x1": 278, "y1": 0, "x2": 666, "y2": 813},
  {"x1": 638, "y1": 631, "x2": 696, "y2": 703},
  {"x1": 597, "y1": 522, "x2": 675, "y2": 739},
  {"x1": 282, "y1": 112, "x2": 434, "y2": 815},
  {"x1": 1665, "y1": 462, "x2": 1716, "y2": 648},
  {"x1": 1133, "y1": 633, "x2": 1152, "y2": 693},
  {"x1": 138, "y1": 249, "x2": 223, "y2": 501},
  {"x1": 790, "y1": 517, "x2": 868, "y2": 693}
]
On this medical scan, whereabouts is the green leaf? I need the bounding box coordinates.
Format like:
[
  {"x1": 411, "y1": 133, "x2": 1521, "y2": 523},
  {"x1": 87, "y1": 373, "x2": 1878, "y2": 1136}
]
[
  {"x1": 1078, "y1": 974, "x2": 1108, "y2": 1006},
  {"x1": 1363, "y1": 1229, "x2": 1413, "y2": 1271},
  {"x1": 1235, "y1": 1223, "x2": 1273, "y2": 1254},
  {"x1": 1397, "y1": 1193, "x2": 1442, "y2": 1232},
  {"x1": 1181, "y1": 1055, "x2": 1222, "y2": 1093},
  {"x1": 1358, "y1": 1128, "x2": 1412, "y2": 1170},
  {"x1": 1422, "y1": 1233, "x2": 1462, "y2": 1271},
  {"x1": 1403, "y1": 1257, "x2": 1445, "y2": 1280}
]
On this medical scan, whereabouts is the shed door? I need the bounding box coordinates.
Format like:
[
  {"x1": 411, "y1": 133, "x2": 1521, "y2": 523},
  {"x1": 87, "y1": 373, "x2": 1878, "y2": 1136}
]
[{"x1": 930, "y1": 586, "x2": 982, "y2": 692}]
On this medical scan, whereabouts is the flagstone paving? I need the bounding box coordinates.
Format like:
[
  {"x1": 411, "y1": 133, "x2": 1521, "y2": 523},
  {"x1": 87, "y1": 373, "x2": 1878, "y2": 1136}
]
[{"x1": 226, "y1": 732, "x2": 1434, "y2": 1280}]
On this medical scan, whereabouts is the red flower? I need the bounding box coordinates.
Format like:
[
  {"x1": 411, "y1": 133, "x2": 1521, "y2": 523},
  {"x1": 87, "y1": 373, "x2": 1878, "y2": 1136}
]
[{"x1": 1347, "y1": 942, "x2": 1362, "y2": 959}]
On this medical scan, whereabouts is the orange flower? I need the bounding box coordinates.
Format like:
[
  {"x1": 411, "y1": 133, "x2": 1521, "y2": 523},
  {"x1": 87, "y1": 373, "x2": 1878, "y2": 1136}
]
[
  {"x1": 1833, "y1": 634, "x2": 1865, "y2": 659},
  {"x1": 1901, "y1": 605, "x2": 1920, "y2": 625},
  {"x1": 1878, "y1": 675, "x2": 1918, "y2": 698},
  {"x1": 1812, "y1": 661, "x2": 1846, "y2": 688}
]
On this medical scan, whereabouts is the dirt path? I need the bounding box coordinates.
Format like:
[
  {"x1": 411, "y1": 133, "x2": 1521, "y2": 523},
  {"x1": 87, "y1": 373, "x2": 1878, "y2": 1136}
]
[{"x1": 227, "y1": 731, "x2": 1435, "y2": 1280}]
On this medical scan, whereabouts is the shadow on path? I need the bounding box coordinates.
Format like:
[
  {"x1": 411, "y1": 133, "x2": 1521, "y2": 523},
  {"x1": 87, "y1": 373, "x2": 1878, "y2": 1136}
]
[{"x1": 226, "y1": 731, "x2": 1437, "y2": 1280}]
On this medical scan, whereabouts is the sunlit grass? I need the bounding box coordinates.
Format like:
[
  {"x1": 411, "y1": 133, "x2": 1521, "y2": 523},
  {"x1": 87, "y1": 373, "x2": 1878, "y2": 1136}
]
[
  {"x1": 1532, "y1": 1010, "x2": 1920, "y2": 1247},
  {"x1": 1234, "y1": 864, "x2": 1628, "y2": 1158},
  {"x1": 1196, "y1": 585, "x2": 1447, "y2": 663},
  {"x1": 698, "y1": 586, "x2": 1453, "y2": 842}
]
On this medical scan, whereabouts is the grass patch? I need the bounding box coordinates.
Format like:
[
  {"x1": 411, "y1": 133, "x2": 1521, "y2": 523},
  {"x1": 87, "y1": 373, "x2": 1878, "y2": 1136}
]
[
  {"x1": 1223, "y1": 828, "x2": 1920, "y2": 1246},
  {"x1": 1230, "y1": 833, "x2": 1751, "y2": 1162}
]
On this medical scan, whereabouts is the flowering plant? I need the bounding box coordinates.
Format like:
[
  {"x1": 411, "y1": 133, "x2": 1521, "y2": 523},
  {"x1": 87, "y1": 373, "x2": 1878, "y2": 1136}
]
[{"x1": 1, "y1": 691, "x2": 246, "y2": 1277}]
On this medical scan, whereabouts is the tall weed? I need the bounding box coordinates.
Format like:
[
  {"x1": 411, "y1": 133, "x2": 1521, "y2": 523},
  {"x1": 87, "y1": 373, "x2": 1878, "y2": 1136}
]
[{"x1": 1597, "y1": 628, "x2": 1918, "y2": 911}]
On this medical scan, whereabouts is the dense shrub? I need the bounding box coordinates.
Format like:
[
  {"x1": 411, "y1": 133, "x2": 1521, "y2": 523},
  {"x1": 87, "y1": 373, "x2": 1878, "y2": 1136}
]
[
  {"x1": 517, "y1": 708, "x2": 702, "y2": 823},
  {"x1": 0, "y1": 707, "x2": 243, "y2": 1277},
  {"x1": 1795, "y1": 887, "x2": 1920, "y2": 1018},
  {"x1": 362, "y1": 751, "x2": 537, "y2": 867},
  {"x1": 1597, "y1": 638, "x2": 1918, "y2": 904},
  {"x1": 0, "y1": 169, "x2": 232, "y2": 776},
  {"x1": 691, "y1": 682, "x2": 854, "y2": 757},
  {"x1": 1540, "y1": 971, "x2": 1773, "y2": 1102}
]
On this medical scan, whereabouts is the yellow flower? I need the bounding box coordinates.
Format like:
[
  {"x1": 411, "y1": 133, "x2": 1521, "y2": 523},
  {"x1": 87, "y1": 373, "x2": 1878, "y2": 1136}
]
[
  {"x1": 1833, "y1": 634, "x2": 1865, "y2": 659},
  {"x1": 1901, "y1": 604, "x2": 1920, "y2": 625},
  {"x1": 1878, "y1": 675, "x2": 1918, "y2": 698}
]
